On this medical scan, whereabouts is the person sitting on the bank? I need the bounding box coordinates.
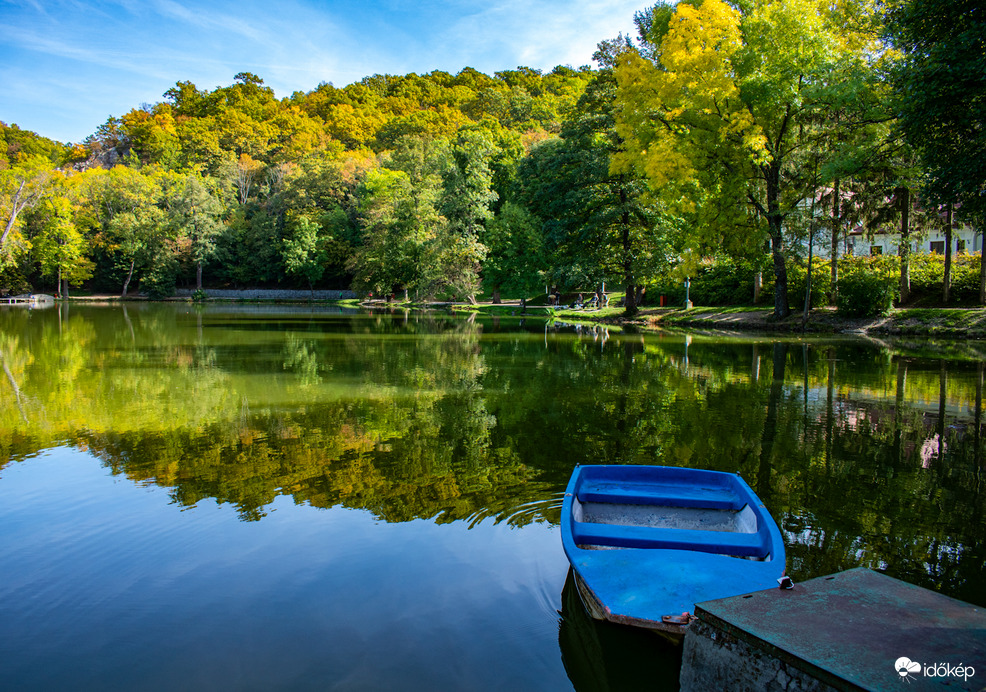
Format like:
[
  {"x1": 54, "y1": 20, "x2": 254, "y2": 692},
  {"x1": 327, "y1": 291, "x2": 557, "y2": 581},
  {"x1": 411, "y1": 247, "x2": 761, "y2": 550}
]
[
  {"x1": 576, "y1": 293, "x2": 584, "y2": 308},
  {"x1": 590, "y1": 293, "x2": 599, "y2": 309}
]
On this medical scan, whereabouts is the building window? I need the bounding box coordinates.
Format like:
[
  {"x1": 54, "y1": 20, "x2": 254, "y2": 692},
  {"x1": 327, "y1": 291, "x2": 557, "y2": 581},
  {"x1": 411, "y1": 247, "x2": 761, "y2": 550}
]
[
  {"x1": 870, "y1": 245, "x2": 883, "y2": 255},
  {"x1": 930, "y1": 241, "x2": 945, "y2": 254},
  {"x1": 957, "y1": 238, "x2": 966, "y2": 253}
]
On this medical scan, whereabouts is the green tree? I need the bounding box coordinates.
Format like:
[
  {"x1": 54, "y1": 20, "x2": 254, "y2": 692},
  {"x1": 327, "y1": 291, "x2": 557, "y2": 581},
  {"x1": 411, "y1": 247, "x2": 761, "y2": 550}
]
[
  {"x1": 515, "y1": 48, "x2": 675, "y2": 314},
  {"x1": 481, "y1": 201, "x2": 545, "y2": 303},
  {"x1": 348, "y1": 167, "x2": 434, "y2": 298},
  {"x1": 78, "y1": 166, "x2": 170, "y2": 297},
  {"x1": 28, "y1": 187, "x2": 93, "y2": 297},
  {"x1": 433, "y1": 129, "x2": 498, "y2": 302},
  {"x1": 1, "y1": 122, "x2": 70, "y2": 167},
  {"x1": 884, "y1": 0, "x2": 986, "y2": 300},
  {"x1": 119, "y1": 106, "x2": 181, "y2": 169},
  {"x1": 615, "y1": 0, "x2": 884, "y2": 317},
  {"x1": 282, "y1": 213, "x2": 328, "y2": 299},
  {"x1": 1, "y1": 157, "x2": 53, "y2": 261},
  {"x1": 170, "y1": 175, "x2": 224, "y2": 290}
]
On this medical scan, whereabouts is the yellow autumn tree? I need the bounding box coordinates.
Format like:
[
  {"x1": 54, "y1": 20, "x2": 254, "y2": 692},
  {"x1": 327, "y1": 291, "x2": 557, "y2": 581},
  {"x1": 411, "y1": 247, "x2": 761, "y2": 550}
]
[{"x1": 615, "y1": 0, "x2": 883, "y2": 317}]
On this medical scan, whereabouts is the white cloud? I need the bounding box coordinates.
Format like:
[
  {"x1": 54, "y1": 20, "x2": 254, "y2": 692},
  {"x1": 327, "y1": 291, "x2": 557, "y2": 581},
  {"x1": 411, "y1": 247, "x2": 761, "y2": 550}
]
[
  {"x1": 1, "y1": 0, "x2": 645, "y2": 141},
  {"x1": 437, "y1": 0, "x2": 642, "y2": 70}
]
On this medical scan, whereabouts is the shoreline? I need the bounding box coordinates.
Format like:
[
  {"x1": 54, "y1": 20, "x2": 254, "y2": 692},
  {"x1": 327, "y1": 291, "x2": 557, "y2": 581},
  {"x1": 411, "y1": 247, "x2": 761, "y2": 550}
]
[
  {"x1": 615, "y1": 305, "x2": 986, "y2": 339},
  {"x1": 505, "y1": 304, "x2": 986, "y2": 340},
  {"x1": 46, "y1": 295, "x2": 986, "y2": 340}
]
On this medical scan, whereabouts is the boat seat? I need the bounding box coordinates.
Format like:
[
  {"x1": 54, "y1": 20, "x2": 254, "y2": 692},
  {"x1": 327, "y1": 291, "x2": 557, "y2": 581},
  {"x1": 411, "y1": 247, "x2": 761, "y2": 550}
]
[
  {"x1": 577, "y1": 481, "x2": 744, "y2": 510},
  {"x1": 572, "y1": 522, "x2": 769, "y2": 557}
]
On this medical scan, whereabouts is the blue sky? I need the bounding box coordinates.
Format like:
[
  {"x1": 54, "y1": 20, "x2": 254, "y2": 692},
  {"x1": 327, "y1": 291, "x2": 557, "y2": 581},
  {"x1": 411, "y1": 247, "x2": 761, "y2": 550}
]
[{"x1": 1, "y1": 0, "x2": 645, "y2": 144}]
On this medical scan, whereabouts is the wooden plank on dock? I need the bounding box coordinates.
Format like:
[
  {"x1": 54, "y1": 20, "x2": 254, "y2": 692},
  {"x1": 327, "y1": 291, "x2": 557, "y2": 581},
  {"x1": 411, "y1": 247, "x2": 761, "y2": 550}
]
[{"x1": 681, "y1": 568, "x2": 985, "y2": 691}]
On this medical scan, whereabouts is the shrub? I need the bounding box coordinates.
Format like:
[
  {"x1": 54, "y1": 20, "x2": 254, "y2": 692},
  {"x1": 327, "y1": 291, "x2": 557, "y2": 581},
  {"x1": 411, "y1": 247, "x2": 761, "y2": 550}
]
[
  {"x1": 887, "y1": 252, "x2": 982, "y2": 304},
  {"x1": 191, "y1": 289, "x2": 208, "y2": 302},
  {"x1": 836, "y1": 257, "x2": 899, "y2": 317},
  {"x1": 909, "y1": 254, "x2": 944, "y2": 297},
  {"x1": 691, "y1": 259, "x2": 759, "y2": 305},
  {"x1": 139, "y1": 243, "x2": 181, "y2": 299},
  {"x1": 647, "y1": 257, "x2": 763, "y2": 307},
  {"x1": 786, "y1": 257, "x2": 833, "y2": 309},
  {"x1": 951, "y1": 254, "x2": 982, "y2": 302}
]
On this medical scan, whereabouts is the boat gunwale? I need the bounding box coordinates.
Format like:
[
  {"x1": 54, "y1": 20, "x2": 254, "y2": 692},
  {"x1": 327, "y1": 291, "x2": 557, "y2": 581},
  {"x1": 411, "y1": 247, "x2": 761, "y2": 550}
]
[{"x1": 560, "y1": 464, "x2": 787, "y2": 632}]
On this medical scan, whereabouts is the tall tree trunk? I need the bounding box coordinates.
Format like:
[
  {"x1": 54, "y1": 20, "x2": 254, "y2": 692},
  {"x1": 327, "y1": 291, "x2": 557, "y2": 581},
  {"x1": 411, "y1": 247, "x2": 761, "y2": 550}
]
[
  {"x1": 1, "y1": 173, "x2": 49, "y2": 250},
  {"x1": 0, "y1": 181, "x2": 27, "y2": 249},
  {"x1": 58, "y1": 266, "x2": 70, "y2": 298},
  {"x1": 804, "y1": 170, "x2": 819, "y2": 326},
  {"x1": 766, "y1": 164, "x2": 790, "y2": 318},
  {"x1": 943, "y1": 203, "x2": 953, "y2": 304},
  {"x1": 898, "y1": 187, "x2": 911, "y2": 304},
  {"x1": 803, "y1": 221, "x2": 814, "y2": 326},
  {"x1": 769, "y1": 229, "x2": 789, "y2": 318},
  {"x1": 491, "y1": 288, "x2": 501, "y2": 304},
  {"x1": 830, "y1": 178, "x2": 840, "y2": 304},
  {"x1": 620, "y1": 187, "x2": 638, "y2": 317},
  {"x1": 980, "y1": 229, "x2": 986, "y2": 304},
  {"x1": 122, "y1": 258, "x2": 135, "y2": 298},
  {"x1": 196, "y1": 261, "x2": 203, "y2": 291}
]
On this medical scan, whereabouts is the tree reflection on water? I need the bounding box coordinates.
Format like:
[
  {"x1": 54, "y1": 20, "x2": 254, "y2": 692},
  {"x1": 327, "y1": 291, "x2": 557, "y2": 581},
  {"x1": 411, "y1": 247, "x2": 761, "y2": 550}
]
[{"x1": 0, "y1": 303, "x2": 984, "y2": 605}]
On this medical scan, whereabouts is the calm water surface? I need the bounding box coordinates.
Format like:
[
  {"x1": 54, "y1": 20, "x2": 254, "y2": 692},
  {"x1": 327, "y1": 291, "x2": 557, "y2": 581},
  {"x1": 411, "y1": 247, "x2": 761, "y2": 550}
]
[{"x1": 1, "y1": 303, "x2": 984, "y2": 690}]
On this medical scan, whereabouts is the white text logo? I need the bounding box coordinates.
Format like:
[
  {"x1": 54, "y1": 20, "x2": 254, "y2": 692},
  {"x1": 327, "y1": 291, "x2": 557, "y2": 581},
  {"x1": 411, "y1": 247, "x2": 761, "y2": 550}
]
[{"x1": 895, "y1": 657, "x2": 975, "y2": 684}]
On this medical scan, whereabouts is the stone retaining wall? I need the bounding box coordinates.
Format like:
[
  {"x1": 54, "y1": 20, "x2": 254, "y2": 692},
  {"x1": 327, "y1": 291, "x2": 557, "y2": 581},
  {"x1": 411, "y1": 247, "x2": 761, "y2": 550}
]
[
  {"x1": 174, "y1": 288, "x2": 357, "y2": 300},
  {"x1": 680, "y1": 618, "x2": 838, "y2": 691}
]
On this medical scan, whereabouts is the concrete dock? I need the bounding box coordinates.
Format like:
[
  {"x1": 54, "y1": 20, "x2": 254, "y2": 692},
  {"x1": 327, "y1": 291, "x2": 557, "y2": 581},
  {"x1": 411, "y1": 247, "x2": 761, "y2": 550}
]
[{"x1": 680, "y1": 568, "x2": 985, "y2": 691}]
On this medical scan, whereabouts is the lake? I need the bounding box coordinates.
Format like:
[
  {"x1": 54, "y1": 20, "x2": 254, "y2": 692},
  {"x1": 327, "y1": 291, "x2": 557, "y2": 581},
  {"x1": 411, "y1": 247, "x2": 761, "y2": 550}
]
[{"x1": 1, "y1": 303, "x2": 983, "y2": 690}]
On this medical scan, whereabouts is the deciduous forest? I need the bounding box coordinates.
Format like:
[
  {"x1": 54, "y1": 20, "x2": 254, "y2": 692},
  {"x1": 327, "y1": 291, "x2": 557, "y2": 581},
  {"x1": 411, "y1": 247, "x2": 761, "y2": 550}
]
[{"x1": 1, "y1": 0, "x2": 983, "y2": 316}]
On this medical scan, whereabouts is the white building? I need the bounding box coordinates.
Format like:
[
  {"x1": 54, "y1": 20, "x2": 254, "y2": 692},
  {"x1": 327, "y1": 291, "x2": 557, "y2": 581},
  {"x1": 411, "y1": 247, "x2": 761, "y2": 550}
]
[
  {"x1": 843, "y1": 223, "x2": 981, "y2": 257},
  {"x1": 789, "y1": 193, "x2": 981, "y2": 259}
]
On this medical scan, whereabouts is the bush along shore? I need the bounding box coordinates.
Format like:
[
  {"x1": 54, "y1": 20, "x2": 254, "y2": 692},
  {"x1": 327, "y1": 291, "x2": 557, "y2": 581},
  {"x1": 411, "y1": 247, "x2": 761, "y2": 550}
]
[
  {"x1": 566, "y1": 305, "x2": 986, "y2": 340},
  {"x1": 636, "y1": 306, "x2": 986, "y2": 338},
  {"x1": 447, "y1": 300, "x2": 986, "y2": 341},
  {"x1": 49, "y1": 289, "x2": 986, "y2": 340}
]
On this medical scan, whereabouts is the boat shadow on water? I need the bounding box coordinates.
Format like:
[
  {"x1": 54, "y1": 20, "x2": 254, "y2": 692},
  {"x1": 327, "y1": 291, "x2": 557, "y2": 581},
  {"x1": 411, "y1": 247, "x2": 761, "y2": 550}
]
[{"x1": 559, "y1": 568, "x2": 683, "y2": 692}]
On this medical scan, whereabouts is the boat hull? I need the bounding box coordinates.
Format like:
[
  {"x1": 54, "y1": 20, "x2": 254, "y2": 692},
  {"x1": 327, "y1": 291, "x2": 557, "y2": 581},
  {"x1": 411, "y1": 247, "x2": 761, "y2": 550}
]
[
  {"x1": 561, "y1": 465, "x2": 786, "y2": 635},
  {"x1": 572, "y1": 569, "x2": 690, "y2": 641}
]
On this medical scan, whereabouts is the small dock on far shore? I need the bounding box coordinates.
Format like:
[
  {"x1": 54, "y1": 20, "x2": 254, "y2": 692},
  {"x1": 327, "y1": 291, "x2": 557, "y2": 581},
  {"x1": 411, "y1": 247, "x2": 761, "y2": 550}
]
[
  {"x1": 1, "y1": 294, "x2": 55, "y2": 307},
  {"x1": 681, "y1": 568, "x2": 986, "y2": 691}
]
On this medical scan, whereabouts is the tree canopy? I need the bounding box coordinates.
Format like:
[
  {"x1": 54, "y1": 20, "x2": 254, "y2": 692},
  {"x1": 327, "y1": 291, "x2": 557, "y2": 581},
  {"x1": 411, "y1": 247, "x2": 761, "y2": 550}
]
[
  {"x1": 1, "y1": 3, "x2": 981, "y2": 312},
  {"x1": 885, "y1": 0, "x2": 986, "y2": 220}
]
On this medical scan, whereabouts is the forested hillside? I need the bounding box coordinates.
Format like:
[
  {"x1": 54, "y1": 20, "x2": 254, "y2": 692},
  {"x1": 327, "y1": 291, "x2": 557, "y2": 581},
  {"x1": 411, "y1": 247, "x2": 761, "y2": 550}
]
[{"x1": 1, "y1": 0, "x2": 983, "y2": 315}]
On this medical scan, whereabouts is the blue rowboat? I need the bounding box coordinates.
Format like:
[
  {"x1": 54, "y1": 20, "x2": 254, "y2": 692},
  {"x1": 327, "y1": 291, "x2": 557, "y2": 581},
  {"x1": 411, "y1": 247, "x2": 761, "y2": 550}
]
[{"x1": 561, "y1": 465, "x2": 786, "y2": 639}]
